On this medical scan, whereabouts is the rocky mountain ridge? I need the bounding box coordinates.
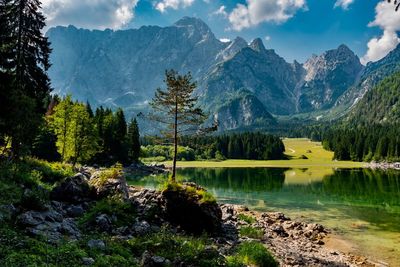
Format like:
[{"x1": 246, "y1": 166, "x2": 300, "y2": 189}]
[{"x1": 47, "y1": 17, "x2": 395, "y2": 130}]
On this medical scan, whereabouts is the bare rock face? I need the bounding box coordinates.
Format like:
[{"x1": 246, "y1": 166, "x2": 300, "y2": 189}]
[{"x1": 162, "y1": 183, "x2": 222, "y2": 234}]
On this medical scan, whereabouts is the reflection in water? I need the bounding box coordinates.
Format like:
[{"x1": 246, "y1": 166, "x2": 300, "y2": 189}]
[{"x1": 128, "y1": 167, "x2": 400, "y2": 265}]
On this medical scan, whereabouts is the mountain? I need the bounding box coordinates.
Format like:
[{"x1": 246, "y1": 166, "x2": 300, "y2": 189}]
[
  {"x1": 298, "y1": 45, "x2": 363, "y2": 112},
  {"x1": 346, "y1": 71, "x2": 400, "y2": 125},
  {"x1": 47, "y1": 17, "x2": 369, "y2": 130},
  {"x1": 199, "y1": 38, "x2": 299, "y2": 115}
]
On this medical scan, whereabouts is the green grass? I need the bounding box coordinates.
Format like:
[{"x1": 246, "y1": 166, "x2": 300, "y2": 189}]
[
  {"x1": 127, "y1": 229, "x2": 224, "y2": 266},
  {"x1": 237, "y1": 214, "x2": 256, "y2": 224},
  {"x1": 79, "y1": 197, "x2": 136, "y2": 228},
  {"x1": 239, "y1": 226, "x2": 264, "y2": 239},
  {"x1": 227, "y1": 241, "x2": 278, "y2": 267},
  {"x1": 161, "y1": 138, "x2": 366, "y2": 168}
]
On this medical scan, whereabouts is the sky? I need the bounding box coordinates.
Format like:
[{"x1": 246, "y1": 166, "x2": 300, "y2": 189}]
[{"x1": 41, "y1": 0, "x2": 400, "y2": 64}]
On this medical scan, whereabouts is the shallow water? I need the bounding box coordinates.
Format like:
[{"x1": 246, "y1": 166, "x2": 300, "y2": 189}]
[{"x1": 128, "y1": 167, "x2": 400, "y2": 266}]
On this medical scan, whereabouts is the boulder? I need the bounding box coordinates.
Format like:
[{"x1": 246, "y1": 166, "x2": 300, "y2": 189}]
[
  {"x1": 95, "y1": 214, "x2": 112, "y2": 232},
  {"x1": 162, "y1": 183, "x2": 222, "y2": 234},
  {"x1": 51, "y1": 173, "x2": 96, "y2": 203},
  {"x1": 89, "y1": 171, "x2": 129, "y2": 199},
  {"x1": 82, "y1": 257, "x2": 95, "y2": 266},
  {"x1": 87, "y1": 239, "x2": 106, "y2": 250},
  {"x1": 140, "y1": 251, "x2": 170, "y2": 267}
]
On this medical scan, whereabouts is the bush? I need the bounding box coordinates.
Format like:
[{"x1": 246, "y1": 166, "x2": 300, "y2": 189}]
[
  {"x1": 227, "y1": 241, "x2": 278, "y2": 267},
  {"x1": 239, "y1": 226, "x2": 264, "y2": 239},
  {"x1": 237, "y1": 214, "x2": 256, "y2": 224}
]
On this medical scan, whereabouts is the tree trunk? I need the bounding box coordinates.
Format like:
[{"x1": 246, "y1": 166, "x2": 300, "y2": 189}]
[{"x1": 172, "y1": 96, "x2": 178, "y2": 182}]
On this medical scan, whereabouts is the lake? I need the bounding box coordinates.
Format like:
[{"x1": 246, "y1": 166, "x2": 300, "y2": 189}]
[{"x1": 128, "y1": 167, "x2": 400, "y2": 266}]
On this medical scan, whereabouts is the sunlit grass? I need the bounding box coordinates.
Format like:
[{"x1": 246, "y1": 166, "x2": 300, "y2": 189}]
[{"x1": 160, "y1": 138, "x2": 366, "y2": 168}]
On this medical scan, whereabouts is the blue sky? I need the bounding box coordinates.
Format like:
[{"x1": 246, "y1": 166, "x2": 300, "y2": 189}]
[{"x1": 42, "y1": 0, "x2": 400, "y2": 64}]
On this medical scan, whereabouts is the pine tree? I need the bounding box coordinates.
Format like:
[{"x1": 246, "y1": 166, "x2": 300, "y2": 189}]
[
  {"x1": 2, "y1": 0, "x2": 51, "y2": 157},
  {"x1": 149, "y1": 70, "x2": 216, "y2": 181},
  {"x1": 128, "y1": 118, "x2": 140, "y2": 162}
]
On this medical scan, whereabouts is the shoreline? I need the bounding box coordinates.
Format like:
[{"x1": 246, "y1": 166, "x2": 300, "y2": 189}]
[
  {"x1": 158, "y1": 159, "x2": 367, "y2": 169},
  {"x1": 221, "y1": 204, "x2": 382, "y2": 267}
]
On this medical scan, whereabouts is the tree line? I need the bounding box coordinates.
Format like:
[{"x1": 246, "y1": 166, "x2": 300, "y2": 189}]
[
  {"x1": 34, "y1": 96, "x2": 141, "y2": 166},
  {"x1": 143, "y1": 132, "x2": 286, "y2": 160},
  {"x1": 321, "y1": 125, "x2": 400, "y2": 162}
]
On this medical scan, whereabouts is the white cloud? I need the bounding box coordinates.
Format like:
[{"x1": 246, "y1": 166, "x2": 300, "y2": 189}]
[
  {"x1": 155, "y1": 0, "x2": 195, "y2": 13},
  {"x1": 334, "y1": 0, "x2": 354, "y2": 10},
  {"x1": 228, "y1": 0, "x2": 306, "y2": 31},
  {"x1": 213, "y1": 5, "x2": 228, "y2": 18},
  {"x1": 265, "y1": 35, "x2": 271, "y2": 41},
  {"x1": 42, "y1": 0, "x2": 138, "y2": 30},
  {"x1": 361, "y1": 1, "x2": 400, "y2": 64}
]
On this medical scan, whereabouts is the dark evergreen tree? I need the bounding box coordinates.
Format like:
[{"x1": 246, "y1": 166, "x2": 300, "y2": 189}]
[
  {"x1": 127, "y1": 118, "x2": 140, "y2": 162},
  {"x1": 2, "y1": 0, "x2": 51, "y2": 157}
]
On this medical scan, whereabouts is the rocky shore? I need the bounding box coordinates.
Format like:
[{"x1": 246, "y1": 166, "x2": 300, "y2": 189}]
[
  {"x1": 368, "y1": 161, "x2": 400, "y2": 170},
  {"x1": 5, "y1": 166, "x2": 380, "y2": 266}
]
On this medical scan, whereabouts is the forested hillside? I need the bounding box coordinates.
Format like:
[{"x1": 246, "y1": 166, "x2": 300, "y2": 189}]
[{"x1": 346, "y1": 72, "x2": 400, "y2": 125}]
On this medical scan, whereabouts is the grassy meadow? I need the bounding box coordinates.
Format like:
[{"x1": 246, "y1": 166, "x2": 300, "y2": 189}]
[{"x1": 160, "y1": 138, "x2": 366, "y2": 168}]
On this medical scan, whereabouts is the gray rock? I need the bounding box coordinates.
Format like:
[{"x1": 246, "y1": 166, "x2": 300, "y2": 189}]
[
  {"x1": 51, "y1": 173, "x2": 96, "y2": 203},
  {"x1": 141, "y1": 251, "x2": 170, "y2": 267},
  {"x1": 132, "y1": 220, "x2": 151, "y2": 236},
  {"x1": 87, "y1": 239, "x2": 106, "y2": 250},
  {"x1": 17, "y1": 211, "x2": 45, "y2": 226},
  {"x1": 82, "y1": 257, "x2": 95, "y2": 265},
  {"x1": 66, "y1": 205, "x2": 85, "y2": 217},
  {"x1": 95, "y1": 214, "x2": 112, "y2": 232}
]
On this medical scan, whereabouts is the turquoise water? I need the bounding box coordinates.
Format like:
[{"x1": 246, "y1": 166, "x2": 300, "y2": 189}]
[{"x1": 128, "y1": 167, "x2": 400, "y2": 265}]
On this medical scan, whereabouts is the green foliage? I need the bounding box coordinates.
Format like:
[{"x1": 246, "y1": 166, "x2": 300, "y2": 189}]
[
  {"x1": 239, "y1": 226, "x2": 264, "y2": 239},
  {"x1": 127, "y1": 229, "x2": 224, "y2": 266},
  {"x1": 0, "y1": 0, "x2": 52, "y2": 157},
  {"x1": 141, "y1": 145, "x2": 195, "y2": 161},
  {"x1": 142, "y1": 132, "x2": 285, "y2": 161},
  {"x1": 79, "y1": 197, "x2": 136, "y2": 228},
  {"x1": 226, "y1": 241, "x2": 278, "y2": 267},
  {"x1": 49, "y1": 96, "x2": 99, "y2": 165},
  {"x1": 127, "y1": 118, "x2": 141, "y2": 162},
  {"x1": 238, "y1": 214, "x2": 256, "y2": 224}
]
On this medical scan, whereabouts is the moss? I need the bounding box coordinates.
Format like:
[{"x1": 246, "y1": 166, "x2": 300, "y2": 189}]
[
  {"x1": 91, "y1": 163, "x2": 123, "y2": 187},
  {"x1": 239, "y1": 226, "x2": 264, "y2": 239},
  {"x1": 162, "y1": 181, "x2": 216, "y2": 204},
  {"x1": 238, "y1": 213, "x2": 256, "y2": 224},
  {"x1": 226, "y1": 241, "x2": 278, "y2": 267}
]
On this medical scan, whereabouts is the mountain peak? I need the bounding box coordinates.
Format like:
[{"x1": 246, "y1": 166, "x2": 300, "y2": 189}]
[
  {"x1": 250, "y1": 38, "x2": 266, "y2": 53},
  {"x1": 174, "y1": 17, "x2": 209, "y2": 30}
]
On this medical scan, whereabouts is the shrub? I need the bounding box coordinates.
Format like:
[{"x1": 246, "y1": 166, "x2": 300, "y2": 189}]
[
  {"x1": 238, "y1": 214, "x2": 256, "y2": 224},
  {"x1": 239, "y1": 226, "x2": 264, "y2": 239},
  {"x1": 227, "y1": 241, "x2": 278, "y2": 267}
]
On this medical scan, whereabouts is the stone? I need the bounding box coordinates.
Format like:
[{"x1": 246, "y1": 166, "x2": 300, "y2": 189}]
[
  {"x1": 89, "y1": 171, "x2": 129, "y2": 199},
  {"x1": 87, "y1": 239, "x2": 106, "y2": 250},
  {"x1": 51, "y1": 173, "x2": 96, "y2": 203},
  {"x1": 132, "y1": 220, "x2": 151, "y2": 236},
  {"x1": 141, "y1": 251, "x2": 170, "y2": 267},
  {"x1": 66, "y1": 205, "x2": 85, "y2": 217},
  {"x1": 162, "y1": 183, "x2": 222, "y2": 234},
  {"x1": 82, "y1": 257, "x2": 95, "y2": 265},
  {"x1": 95, "y1": 214, "x2": 112, "y2": 232},
  {"x1": 17, "y1": 211, "x2": 45, "y2": 226}
]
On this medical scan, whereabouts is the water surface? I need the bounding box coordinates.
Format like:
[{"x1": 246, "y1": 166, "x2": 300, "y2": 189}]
[{"x1": 128, "y1": 167, "x2": 400, "y2": 265}]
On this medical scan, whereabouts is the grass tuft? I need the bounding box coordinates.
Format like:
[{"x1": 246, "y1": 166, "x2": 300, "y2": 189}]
[{"x1": 226, "y1": 241, "x2": 278, "y2": 267}]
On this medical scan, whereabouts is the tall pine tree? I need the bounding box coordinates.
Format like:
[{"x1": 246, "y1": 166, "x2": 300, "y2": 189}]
[{"x1": 128, "y1": 118, "x2": 140, "y2": 162}]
